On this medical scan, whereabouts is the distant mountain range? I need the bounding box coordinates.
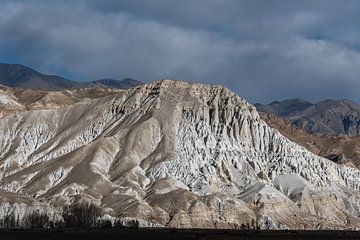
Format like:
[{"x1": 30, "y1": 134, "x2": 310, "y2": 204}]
[
  {"x1": 0, "y1": 63, "x2": 142, "y2": 90},
  {"x1": 255, "y1": 98, "x2": 360, "y2": 136}
]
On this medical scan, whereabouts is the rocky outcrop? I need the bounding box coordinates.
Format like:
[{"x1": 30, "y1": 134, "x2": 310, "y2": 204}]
[{"x1": 0, "y1": 80, "x2": 359, "y2": 229}]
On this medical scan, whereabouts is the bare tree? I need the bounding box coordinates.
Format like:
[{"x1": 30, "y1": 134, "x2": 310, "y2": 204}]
[
  {"x1": 1, "y1": 212, "x2": 19, "y2": 229},
  {"x1": 23, "y1": 210, "x2": 50, "y2": 229},
  {"x1": 62, "y1": 203, "x2": 101, "y2": 228}
]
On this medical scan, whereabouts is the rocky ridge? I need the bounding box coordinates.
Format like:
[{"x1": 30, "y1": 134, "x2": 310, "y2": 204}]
[
  {"x1": 255, "y1": 99, "x2": 360, "y2": 137},
  {"x1": 0, "y1": 80, "x2": 359, "y2": 229}
]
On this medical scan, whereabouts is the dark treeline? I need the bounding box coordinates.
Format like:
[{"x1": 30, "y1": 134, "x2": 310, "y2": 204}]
[
  {"x1": 0, "y1": 203, "x2": 140, "y2": 229},
  {"x1": 1, "y1": 204, "x2": 259, "y2": 230}
]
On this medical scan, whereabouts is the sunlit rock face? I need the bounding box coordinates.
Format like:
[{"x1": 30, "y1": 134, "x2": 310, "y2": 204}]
[{"x1": 0, "y1": 80, "x2": 359, "y2": 229}]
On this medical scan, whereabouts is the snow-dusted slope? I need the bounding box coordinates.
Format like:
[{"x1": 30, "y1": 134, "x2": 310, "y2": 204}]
[{"x1": 0, "y1": 80, "x2": 359, "y2": 229}]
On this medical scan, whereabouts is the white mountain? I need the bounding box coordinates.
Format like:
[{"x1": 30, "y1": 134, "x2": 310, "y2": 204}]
[{"x1": 0, "y1": 80, "x2": 359, "y2": 229}]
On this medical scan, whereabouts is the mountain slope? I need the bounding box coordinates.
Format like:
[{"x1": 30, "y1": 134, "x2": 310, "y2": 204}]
[
  {"x1": 0, "y1": 63, "x2": 142, "y2": 90},
  {"x1": 0, "y1": 80, "x2": 359, "y2": 229},
  {"x1": 0, "y1": 84, "x2": 124, "y2": 118},
  {"x1": 259, "y1": 112, "x2": 360, "y2": 169},
  {"x1": 256, "y1": 98, "x2": 360, "y2": 136},
  {"x1": 0, "y1": 63, "x2": 86, "y2": 89}
]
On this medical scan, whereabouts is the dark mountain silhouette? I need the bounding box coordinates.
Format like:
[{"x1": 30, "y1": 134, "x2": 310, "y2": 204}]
[
  {"x1": 91, "y1": 78, "x2": 142, "y2": 89},
  {"x1": 0, "y1": 63, "x2": 141, "y2": 90},
  {"x1": 255, "y1": 99, "x2": 313, "y2": 117}
]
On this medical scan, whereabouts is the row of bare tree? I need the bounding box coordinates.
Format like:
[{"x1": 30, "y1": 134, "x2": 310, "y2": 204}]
[{"x1": 0, "y1": 203, "x2": 140, "y2": 229}]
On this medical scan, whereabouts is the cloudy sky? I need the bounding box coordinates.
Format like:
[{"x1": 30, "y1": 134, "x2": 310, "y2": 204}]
[{"x1": 1, "y1": 0, "x2": 360, "y2": 103}]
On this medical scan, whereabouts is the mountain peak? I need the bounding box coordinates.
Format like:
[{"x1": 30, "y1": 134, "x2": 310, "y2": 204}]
[
  {"x1": 255, "y1": 98, "x2": 313, "y2": 118},
  {"x1": 0, "y1": 63, "x2": 142, "y2": 90}
]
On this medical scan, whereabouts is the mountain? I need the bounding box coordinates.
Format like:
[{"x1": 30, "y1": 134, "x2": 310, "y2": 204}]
[
  {"x1": 255, "y1": 98, "x2": 360, "y2": 136},
  {"x1": 0, "y1": 63, "x2": 141, "y2": 90},
  {"x1": 255, "y1": 99, "x2": 313, "y2": 117},
  {"x1": 0, "y1": 63, "x2": 87, "y2": 89},
  {"x1": 259, "y1": 112, "x2": 360, "y2": 169},
  {"x1": 0, "y1": 80, "x2": 359, "y2": 229},
  {"x1": 92, "y1": 78, "x2": 143, "y2": 89}
]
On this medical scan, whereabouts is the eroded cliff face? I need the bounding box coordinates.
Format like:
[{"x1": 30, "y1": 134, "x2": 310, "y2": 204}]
[{"x1": 0, "y1": 80, "x2": 359, "y2": 229}]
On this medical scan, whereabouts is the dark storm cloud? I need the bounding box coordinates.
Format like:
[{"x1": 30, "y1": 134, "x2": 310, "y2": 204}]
[{"x1": 0, "y1": 0, "x2": 360, "y2": 103}]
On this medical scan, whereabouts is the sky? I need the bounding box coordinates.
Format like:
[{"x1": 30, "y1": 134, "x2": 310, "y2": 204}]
[{"x1": 0, "y1": 0, "x2": 360, "y2": 104}]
